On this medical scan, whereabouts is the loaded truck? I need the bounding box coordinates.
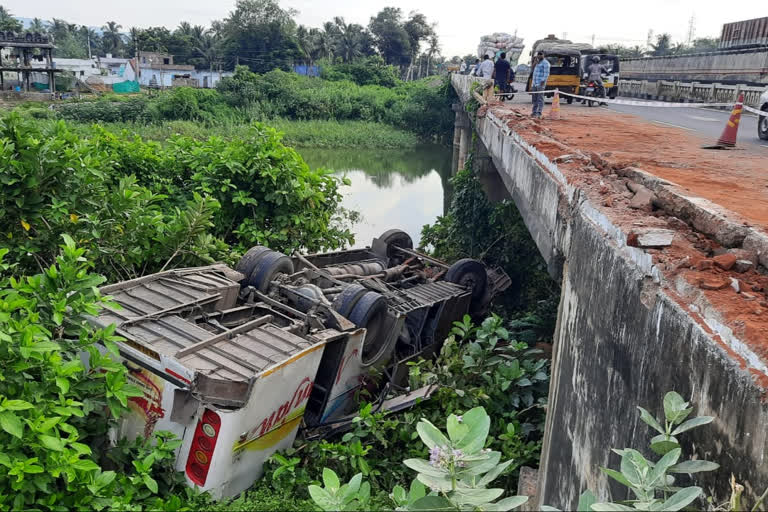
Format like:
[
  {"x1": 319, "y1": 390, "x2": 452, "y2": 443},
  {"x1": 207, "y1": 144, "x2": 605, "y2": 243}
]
[
  {"x1": 527, "y1": 35, "x2": 594, "y2": 102},
  {"x1": 90, "y1": 229, "x2": 510, "y2": 499}
]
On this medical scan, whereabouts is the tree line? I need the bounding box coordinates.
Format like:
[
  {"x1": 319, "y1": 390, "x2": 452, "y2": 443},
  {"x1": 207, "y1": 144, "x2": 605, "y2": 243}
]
[
  {"x1": 0, "y1": 0, "x2": 443, "y2": 78},
  {"x1": 598, "y1": 33, "x2": 720, "y2": 59}
]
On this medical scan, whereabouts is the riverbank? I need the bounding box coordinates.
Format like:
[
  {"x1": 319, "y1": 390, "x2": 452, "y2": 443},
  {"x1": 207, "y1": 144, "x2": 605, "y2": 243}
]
[{"x1": 31, "y1": 117, "x2": 421, "y2": 149}]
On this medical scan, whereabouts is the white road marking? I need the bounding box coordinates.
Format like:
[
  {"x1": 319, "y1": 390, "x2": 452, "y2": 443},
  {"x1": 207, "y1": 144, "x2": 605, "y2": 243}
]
[
  {"x1": 686, "y1": 115, "x2": 720, "y2": 122},
  {"x1": 651, "y1": 120, "x2": 696, "y2": 132}
]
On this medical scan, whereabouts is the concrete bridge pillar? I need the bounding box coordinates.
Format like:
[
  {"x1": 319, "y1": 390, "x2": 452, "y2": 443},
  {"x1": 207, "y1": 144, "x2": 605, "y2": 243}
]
[{"x1": 452, "y1": 103, "x2": 472, "y2": 174}]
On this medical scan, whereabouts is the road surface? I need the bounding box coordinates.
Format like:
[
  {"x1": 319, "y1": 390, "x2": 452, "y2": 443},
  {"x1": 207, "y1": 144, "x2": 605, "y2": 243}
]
[{"x1": 504, "y1": 82, "x2": 767, "y2": 153}]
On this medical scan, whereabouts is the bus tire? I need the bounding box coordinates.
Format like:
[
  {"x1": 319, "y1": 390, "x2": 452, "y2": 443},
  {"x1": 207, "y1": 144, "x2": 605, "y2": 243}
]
[
  {"x1": 247, "y1": 251, "x2": 293, "y2": 292},
  {"x1": 332, "y1": 284, "x2": 369, "y2": 318},
  {"x1": 348, "y1": 291, "x2": 390, "y2": 366},
  {"x1": 445, "y1": 259, "x2": 487, "y2": 301},
  {"x1": 377, "y1": 229, "x2": 413, "y2": 260},
  {"x1": 235, "y1": 246, "x2": 271, "y2": 278}
]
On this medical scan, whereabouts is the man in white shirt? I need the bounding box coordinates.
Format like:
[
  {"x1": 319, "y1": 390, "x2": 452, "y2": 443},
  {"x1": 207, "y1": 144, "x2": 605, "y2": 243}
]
[{"x1": 476, "y1": 55, "x2": 494, "y2": 79}]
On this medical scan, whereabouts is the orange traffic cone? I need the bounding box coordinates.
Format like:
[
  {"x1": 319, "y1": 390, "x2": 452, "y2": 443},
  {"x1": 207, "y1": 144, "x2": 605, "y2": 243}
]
[
  {"x1": 550, "y1": 89, "x2": 561, "y2": 120},
  {"x1": 703, "y1": 94, "x2": 743, "y2": 149}
]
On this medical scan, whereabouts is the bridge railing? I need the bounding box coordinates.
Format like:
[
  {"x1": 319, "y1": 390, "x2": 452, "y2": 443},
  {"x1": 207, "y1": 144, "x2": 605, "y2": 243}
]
[{"x1": 619, "y1": 79, "x2": 766, "y2": 107}]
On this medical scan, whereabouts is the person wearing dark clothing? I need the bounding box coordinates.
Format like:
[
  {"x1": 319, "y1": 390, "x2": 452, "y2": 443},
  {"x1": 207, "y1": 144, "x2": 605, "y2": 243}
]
[
  {"x1": 584, "y1": 55, "x2": 610, "y2": 104},
  {"x1": 492, "y1": 52, "x2": 512, "y2": 94}
]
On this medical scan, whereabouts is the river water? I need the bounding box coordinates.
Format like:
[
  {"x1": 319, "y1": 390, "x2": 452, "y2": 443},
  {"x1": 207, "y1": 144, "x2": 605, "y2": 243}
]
[{"x1": 299, "y1": 145, "x2": 454, "y2": 249}]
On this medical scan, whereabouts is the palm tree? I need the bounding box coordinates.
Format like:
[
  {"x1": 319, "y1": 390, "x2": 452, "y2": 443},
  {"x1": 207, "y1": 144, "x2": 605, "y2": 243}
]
[
  {"x1": 425, "y1": 34, "x2": 440, "y2": 77},
  {"x1": 650, "y1": 33, "x2": 672, "y2": 56},
  {"x1": 102, "y1": 21, "x2": 123, "y2": 56},
  {"x1": 195, "y1": 32, "x2": 223, "y2": 72},
  {"x1": 321, "y1": 22, "x2": 338, "y2": 60},
  {"x1": 29, "y1": 18, "x2": 48, "y2": 34},
  {"x1": 177, "y1": 21, "x2": 193, "y2": 37},
  {"x1": 0, "y1": 6, "x2": 22, "y2": 32},
  {"x1": 333, "y1": 17, "x2": 363, "y2": 62},
  {"x1": 192, "y1": 25, "x2": 206, "y2": 43}
]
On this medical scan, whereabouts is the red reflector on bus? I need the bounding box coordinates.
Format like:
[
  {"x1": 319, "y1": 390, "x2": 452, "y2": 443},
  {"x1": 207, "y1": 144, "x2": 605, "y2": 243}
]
[{"x1": 185, "y1": 409, "x2": 221, "y2": 486}]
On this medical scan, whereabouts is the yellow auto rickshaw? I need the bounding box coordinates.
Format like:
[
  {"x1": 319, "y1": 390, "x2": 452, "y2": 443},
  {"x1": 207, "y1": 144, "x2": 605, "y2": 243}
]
[{"x1": 527, "y1": 45, "x2": 585, "y2": 104}]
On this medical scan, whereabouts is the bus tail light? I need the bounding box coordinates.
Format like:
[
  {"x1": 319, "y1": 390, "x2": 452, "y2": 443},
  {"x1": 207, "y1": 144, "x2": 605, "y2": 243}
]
[{"x1": 185, "y1": 409, "x2": 221, "y2": 486}]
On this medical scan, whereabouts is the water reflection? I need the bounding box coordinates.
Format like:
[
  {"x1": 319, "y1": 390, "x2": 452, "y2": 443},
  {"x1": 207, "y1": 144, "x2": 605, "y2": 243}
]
[{"x1": 299, "y1": 145, "x2": 453, "y2": 248}]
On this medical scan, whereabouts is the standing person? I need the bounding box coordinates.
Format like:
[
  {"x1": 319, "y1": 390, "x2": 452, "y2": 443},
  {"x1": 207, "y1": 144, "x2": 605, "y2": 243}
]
[
  {"x1": 470, "y1": 58, "x2": 480, "y2": 76},
  {"x1": 459, "y1": 60, "x2": 467, "y2": 74},
  {"x1": 530, "y1": 51, "x2": 550, "y2": 118},
  {"x1": 476, "y1": 54, "x2": 494, "y2": 79},
  {"x1": 492, "y1": 51, "x2": 511, "y2": 96}
]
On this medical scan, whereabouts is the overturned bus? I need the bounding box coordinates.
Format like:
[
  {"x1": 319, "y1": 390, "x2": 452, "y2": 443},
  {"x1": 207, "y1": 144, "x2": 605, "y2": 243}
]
[{"x1": 90, "y1": 229, "x2": 510, "y2": 499}]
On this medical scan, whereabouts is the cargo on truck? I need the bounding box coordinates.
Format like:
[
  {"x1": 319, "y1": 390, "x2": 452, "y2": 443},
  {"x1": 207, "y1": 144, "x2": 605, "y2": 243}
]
[{"x1": 91, "y1": 229, "x2": 510, "y2": 500}]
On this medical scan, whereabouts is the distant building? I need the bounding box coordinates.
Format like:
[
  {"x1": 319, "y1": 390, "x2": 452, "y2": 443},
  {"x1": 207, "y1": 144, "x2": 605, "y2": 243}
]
[{"x1": 137, "y1": 51, "x2": 231, "y2": 89}]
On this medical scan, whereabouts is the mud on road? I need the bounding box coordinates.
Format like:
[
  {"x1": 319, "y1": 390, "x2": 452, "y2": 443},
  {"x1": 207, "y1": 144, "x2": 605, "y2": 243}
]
[{"x1": 484, "y1": 103, "x2": 768, "y2": 390}]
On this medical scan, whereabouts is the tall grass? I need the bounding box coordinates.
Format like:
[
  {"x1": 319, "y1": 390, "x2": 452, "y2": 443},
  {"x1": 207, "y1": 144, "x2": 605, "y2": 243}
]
[{"x1": 47, "y1": 118, "x2": 420, "y2": 149}]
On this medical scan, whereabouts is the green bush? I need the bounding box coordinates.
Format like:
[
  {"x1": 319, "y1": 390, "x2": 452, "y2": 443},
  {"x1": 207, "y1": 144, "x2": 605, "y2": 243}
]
[
  {"x1": 0, "y1": 114, "x2": 351, "y2": 280},
  {"x1": 320, "y1": 56, "x2": 401, "y2": 87},
  {"x1": 0, "y1": 241, "x2": 187, "y2": 510}
]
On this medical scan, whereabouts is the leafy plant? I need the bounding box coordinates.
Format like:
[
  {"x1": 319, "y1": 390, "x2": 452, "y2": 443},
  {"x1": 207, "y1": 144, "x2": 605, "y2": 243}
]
[
  {"x1": 0, "y1": 237, "x2": 188, "y2": 509},
  {"x1": 543, "y1": 392, "x2": 719, "y2": 512},
  {"x1": 309, "y1": 468, "x2": 371, "y2": 511}
]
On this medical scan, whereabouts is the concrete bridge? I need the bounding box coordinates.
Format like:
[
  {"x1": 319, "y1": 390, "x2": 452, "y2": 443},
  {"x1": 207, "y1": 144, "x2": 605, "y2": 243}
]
[{"x1": 450, "y1": 74, "x2": 768, "y2": 509}]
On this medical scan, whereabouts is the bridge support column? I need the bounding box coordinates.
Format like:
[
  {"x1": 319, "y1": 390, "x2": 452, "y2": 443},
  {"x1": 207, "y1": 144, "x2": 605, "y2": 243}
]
[{"x1": 452, "y1": 103, "x2": 472, "y2": 174}]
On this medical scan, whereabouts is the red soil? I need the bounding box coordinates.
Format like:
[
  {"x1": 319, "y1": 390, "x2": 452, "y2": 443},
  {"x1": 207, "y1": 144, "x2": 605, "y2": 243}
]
[{"x1": 485, "y1": 103, "x2": 768, "y2": 389}]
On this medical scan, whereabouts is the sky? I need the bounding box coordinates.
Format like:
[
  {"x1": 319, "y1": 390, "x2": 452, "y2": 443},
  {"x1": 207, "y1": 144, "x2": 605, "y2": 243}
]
[{"x1": 5, "y1": 0, "x2": 767, "y2": 59}]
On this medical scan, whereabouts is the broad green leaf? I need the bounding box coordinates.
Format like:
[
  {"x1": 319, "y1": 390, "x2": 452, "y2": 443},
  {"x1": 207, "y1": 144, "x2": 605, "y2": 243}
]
[
  {"x1": 668, "y1": 460, "x2": 719, "y2": 474},
  {"x1": 1, "y1": 400, "x2": 33, "y2": 411},
  {"x1": 408, "y1": 495, "x2": 455, "y2": 511},
  {"x1": 648, "y1": 448, "x2": 680, "y2": 486},
  {"x1": 415, "y1": 473, "x2": 453, "y2": 492},
  {"x1": 404, "y1": 458, "x2": 451, "y2": 478},
  {"x1": 650, "y1": 434, "x2": 679, "y2": 456},
  {"x1": 71, "y1": 459, "x2": 100, "y2": 471},
  {"x1": 0, "y1": 411, "x2": 24, "y2": 439},
  {"x1": 142, "y1": 474, "x2": 158, "y2": 494},
  {"x1": 308, "y1": 485, "x2": 336, "y2": 511},
  {"x1": 94, "y1": 471, "x2": 117, "y2": 489},
  {"x1": 637, "y1": 406, "x2": 665, "y2": 435},
  {"x1": 416, "y1": 419, "x2": 451, "y2": 450},
  {"x1": 38, "y1": 435, "x2": 65, "y2": 451},
  {"x1": 446, "y1": 413, "x2": 469, "y2": 443},
  {"x1": 457, "y1": 451, "x2": 501, "y2": 477},
  {"x1": 670, "y1": 416, "x2": 713, "y2": 436},
  {"x1": 455, "y1": 407, "x2": 490, "y2": 453},
  {"x1": 451, "y1": 487, "x2": 504, "y2": 506},
  {"x1": 477, "y1": 459, "x2": 513, "y2": 487},
  {"x1": 591, "y1": 503, "x2": 636, "y2": 511},
  {"x1": 56, "y1": 377, "x2": 70, "y2": 394},
  {"x1": 0, "y1": 453, "x2": 10, "y2": 467},
  {"x1": 409, "y1": 479, "x2": 427, "y2": 502},
  {"x1": 540, "y1": 506, "x2": 561, "y2": 512},
  {"x1": 391, "y1": 485, "x2": 408, "y2": 506},
  {"x1": 655, "y1": 486, "x2": 702, "y2": 511},
  {"x1": 616, "y1": 449, "x2": 645, "y2": 487},
  {"x1": 488, "y1": 496, "x2": 529, "y2": 511},
  {"x1": 577, "y1": 490, "x2": 598, "y2": 512},
  {"x1": 600, "y1": 468, "x2": 632, "y2": 488},
  {"x1": 663, "y1": 392, "x2": 692, "y2": 425},
  {"x1": 323, "y1": 467, "x2": 341, "y2": 492}
]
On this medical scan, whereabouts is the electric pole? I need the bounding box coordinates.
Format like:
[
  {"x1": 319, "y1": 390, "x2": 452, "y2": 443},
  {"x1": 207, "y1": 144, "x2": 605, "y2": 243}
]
[{"x1": 687, "y1": 14, "x2": 696, "y2": 44}]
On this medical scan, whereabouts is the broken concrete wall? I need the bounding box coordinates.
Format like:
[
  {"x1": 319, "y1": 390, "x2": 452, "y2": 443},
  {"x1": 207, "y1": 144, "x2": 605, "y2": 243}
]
[{"x1": 470, "y1": 102, "x2": 768, "y2": 509}]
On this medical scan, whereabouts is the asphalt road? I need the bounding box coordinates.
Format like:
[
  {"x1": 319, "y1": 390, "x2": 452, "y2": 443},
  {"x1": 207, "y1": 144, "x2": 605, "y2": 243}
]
[
  {"x1": 603, "y1": 102, "x2": 768, "y2": 153},
  {"x1": 504, "y1": 82, "x2": 768, "y2": 153}
]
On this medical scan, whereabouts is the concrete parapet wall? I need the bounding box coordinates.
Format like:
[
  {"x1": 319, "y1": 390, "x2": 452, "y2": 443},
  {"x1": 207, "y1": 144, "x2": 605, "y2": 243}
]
[
  {"x1": 619, "y1": 79, "x2": 766, "y2": 107},
  {"x1": 452, "y1": 70, "x2": 768, "y2": 508},
  {"x1": 621, "y1": 49, "x2": 768, "y2": 86}
]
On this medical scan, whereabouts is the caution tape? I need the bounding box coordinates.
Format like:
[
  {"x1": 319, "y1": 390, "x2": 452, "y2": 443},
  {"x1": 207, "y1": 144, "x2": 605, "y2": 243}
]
[
  {"x1": 495, "y1": 88, "x2": 768, "y2": 114},
  {"x1": 495, "y1": 89, "x2": 733, "y2": 108},
  {"x1": 744, "y1": 104, "x2": 768, "y2": 117}
]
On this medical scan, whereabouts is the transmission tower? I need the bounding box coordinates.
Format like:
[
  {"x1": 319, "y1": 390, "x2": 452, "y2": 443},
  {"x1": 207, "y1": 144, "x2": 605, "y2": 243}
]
[{"x1": 687, "y1": 14, "x2": 696, "y2": 44}]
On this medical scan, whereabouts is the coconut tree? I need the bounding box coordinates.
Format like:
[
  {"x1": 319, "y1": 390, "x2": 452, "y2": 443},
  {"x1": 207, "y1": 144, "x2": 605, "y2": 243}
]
[
  {"x1": 425, "y1": 33, "x2": 440, "y2": 77},
  {"x1": 29, "y1": 18, "x2": 48, "y2": 34},
  {"x1": 102, "y1": 21, "x2": 123, "y2": 56},
  {"x1": 0, "y1": 6, "x2": 22, "y2": 32},
  {"x1": 195, "y1": 31, "x2": 223, "y2": 72},
  {"x1": 332, "y1": 17, "x2": 365, "y2": 62}
]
